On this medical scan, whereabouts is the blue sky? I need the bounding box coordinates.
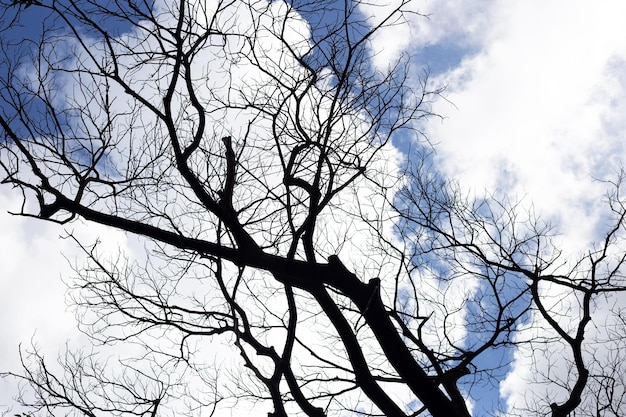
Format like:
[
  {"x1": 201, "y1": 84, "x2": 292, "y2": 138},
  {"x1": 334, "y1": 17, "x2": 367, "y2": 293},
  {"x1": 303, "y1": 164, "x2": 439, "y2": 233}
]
[{"x1": 2, "y1": 0, "x2": 626, "y2": 416}]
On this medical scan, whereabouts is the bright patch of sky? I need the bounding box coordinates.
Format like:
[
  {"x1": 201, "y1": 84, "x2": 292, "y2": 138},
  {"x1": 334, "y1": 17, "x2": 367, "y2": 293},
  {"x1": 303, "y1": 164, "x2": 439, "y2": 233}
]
[
  {"x1": 422, "y1": 2, "x2": 626, "y2": 243},
  {"x1": 0, "y1": 193, "x2": 131, "y2": 412}
]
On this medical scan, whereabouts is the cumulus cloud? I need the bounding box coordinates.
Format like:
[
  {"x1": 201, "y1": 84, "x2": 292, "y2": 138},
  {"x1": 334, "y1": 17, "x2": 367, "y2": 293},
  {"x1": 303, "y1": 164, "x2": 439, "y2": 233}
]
[
  {"x1": 395, "y1": 0, "x2": 626, "y2": 414},
  {"x1": 358, "y1": 0, "x2": 495, "y2": 72},
  {"x1": 426, "y1": 1, "x2": 626, "y2": 248},
  {"x1": 0, "y1": 192, "x2": 130, "y2": 413}
]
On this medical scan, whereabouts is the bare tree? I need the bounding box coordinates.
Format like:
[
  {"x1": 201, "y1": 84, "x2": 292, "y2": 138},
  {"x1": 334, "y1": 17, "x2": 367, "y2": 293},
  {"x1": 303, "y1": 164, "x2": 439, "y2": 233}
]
[
  {"x1": 1, "y1": 1, "x2": 626, "y2": 416},
  {"x1": 394, "y1": 159, "x2": 626, "y2": 417}
]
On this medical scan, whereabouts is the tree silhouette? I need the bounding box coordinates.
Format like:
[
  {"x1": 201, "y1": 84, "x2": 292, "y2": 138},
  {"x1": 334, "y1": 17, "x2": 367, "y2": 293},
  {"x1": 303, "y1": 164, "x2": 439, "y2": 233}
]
[{"x1": 1, "y1": 1, "x2": 626, "y2": 416}]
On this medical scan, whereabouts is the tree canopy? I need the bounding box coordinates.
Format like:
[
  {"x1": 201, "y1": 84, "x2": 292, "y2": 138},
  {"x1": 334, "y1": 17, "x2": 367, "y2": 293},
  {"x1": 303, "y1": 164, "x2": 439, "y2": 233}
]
[{"x1": 1, "y1": 1, "x2": 626, "y2": 416}]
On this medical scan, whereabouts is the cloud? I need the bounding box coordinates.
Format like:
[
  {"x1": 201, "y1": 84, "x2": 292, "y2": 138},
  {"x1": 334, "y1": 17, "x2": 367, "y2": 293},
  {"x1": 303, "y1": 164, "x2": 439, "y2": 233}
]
[
  {"x1": 426, "y1": 1, "x2": 626, "y2": 248},
  {"x1": 399, "y1": 1, "x2": 626, "y2": 414},
  {"x1": 6, "y1": 0, "x2": 626, "y2": 415},
  {"x1": 0, "y1": 191, "x2": 131, "y2": 413},
  {"x1": 350, "y1": 0, "x2": 626, "y2": 414},
  {"x1": 358, "y1": 0, "x2": 495, "y2": 72}
]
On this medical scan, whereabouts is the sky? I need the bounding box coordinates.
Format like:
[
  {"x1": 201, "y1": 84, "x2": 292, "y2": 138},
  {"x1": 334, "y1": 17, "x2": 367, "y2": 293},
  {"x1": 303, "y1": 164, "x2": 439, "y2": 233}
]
[
  {"x1": 361, "y1": 0, "x2": 626, "y2": 414},
  {"x1": 2, "y1": 0, "x2": 626, "y2": 416}
]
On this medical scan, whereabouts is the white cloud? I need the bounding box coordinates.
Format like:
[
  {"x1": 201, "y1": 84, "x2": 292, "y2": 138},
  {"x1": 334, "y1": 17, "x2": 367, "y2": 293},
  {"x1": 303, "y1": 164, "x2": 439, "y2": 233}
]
[
  {"x1": 348, "y1": 1, "x2": 626, "y2": 415},
  {"x1": 359, "y1": 0, "x2": 495, "y2": 70},
  {"x1": 0, "y1": 191, "x2": 131, "y2": 413},
  {"x1": 400, "y1": 0, "x2": 626, "y2": 414},
  {"x1": 426, "y1": 1, "x2": 626, "y2": 249}
]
